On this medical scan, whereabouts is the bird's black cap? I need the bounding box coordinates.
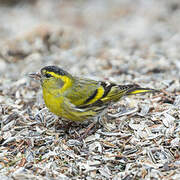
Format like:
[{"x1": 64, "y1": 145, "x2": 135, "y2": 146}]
[{"x1": 41, "y1": 66, "x2": 69, "y2": 76}]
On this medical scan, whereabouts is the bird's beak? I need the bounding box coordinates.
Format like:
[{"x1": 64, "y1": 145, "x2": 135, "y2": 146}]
[{"x1": 29, "y1": 72, "x2": 41, "y2": 80}]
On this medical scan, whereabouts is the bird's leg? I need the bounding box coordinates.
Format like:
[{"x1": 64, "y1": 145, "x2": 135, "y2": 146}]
[
  {"x1": 55, "y1": 118, "x2": 77, "y2": 131},
  {"x1": 78, "y1": 117, "x2": 100, "y2": 140}
]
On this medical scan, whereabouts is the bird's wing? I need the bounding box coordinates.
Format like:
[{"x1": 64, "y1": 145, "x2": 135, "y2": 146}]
[
  {"x1": 64, "y1": 77, "x2": 103, "y2": 107},
  {"x1": 64, "y1": 77, "x2": 156, "y2": 108},
  {"x1": 64, "y1": 77, "x2": 126, "y2": 107}
]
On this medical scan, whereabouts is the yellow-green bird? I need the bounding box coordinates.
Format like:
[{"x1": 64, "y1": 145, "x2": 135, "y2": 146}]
[{"x1": 30, "y1": 66, "x2": 158, "y2": 122}]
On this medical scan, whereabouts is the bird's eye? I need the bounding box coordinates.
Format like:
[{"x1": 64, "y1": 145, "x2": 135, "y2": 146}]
[{"x1": 45, "y1": 73, "x2": 52, "y2": 78}]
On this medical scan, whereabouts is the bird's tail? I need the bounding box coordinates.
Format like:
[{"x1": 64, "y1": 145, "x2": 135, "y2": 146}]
[{"x1": 125, "y1": 85, "x2": 158, "y2": 96}]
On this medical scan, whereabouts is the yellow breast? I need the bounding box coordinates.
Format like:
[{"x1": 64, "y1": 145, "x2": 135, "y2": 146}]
[{"x1": 42, "y1": 88, "x2": 63, "y2": 116}]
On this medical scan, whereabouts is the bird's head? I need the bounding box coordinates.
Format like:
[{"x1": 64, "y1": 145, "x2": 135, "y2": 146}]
[{"x1": 29, "y1": 66, "x2": 73, "y2": 92}]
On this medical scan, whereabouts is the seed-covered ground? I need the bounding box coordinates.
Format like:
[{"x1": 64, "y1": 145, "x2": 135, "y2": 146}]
[{"x1": 0, "y1": 0, "x2": 180, "y2": 179}]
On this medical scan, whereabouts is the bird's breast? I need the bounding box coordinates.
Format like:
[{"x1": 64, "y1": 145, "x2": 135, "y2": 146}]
[{"x1": 42, "y1": 88, "x2": 63, "y2": 116}]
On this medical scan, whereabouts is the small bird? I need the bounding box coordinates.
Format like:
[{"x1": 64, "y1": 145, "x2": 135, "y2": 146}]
[{"x1": 30, "y1": 65, "x2": 158, "y2": 122}]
